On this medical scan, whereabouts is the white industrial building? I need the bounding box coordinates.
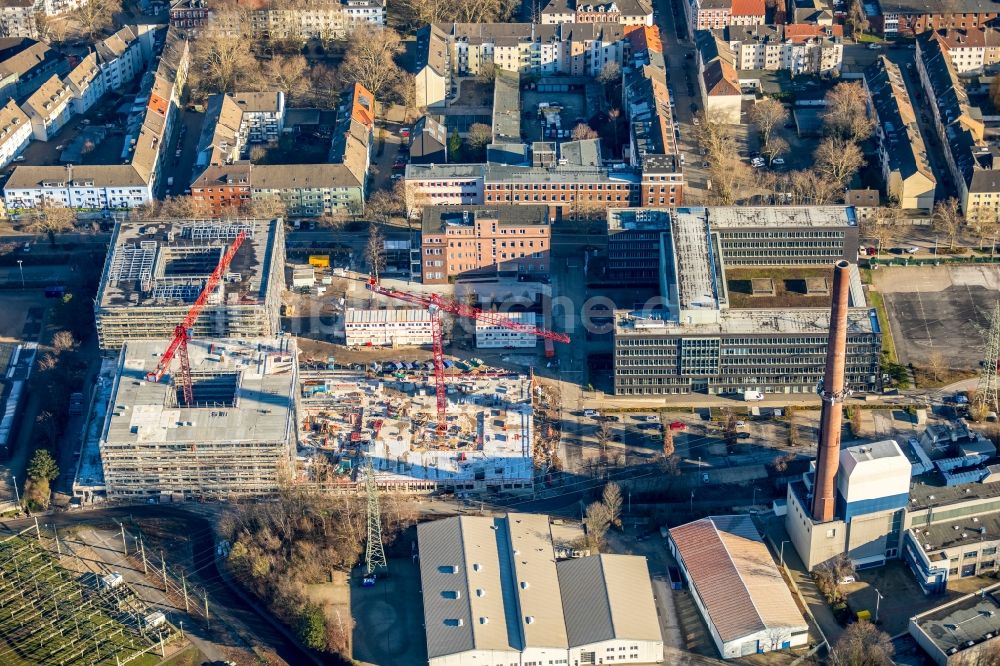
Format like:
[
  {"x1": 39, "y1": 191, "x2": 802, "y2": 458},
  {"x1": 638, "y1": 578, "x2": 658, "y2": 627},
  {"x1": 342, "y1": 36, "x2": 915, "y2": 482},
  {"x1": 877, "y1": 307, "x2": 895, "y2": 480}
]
[
  {"x1": 418, "y1": 513, "x2": 664, "y2": 666},
  {"x1": 669, "y1": 515, "x2": 809, "y2": 660},
  {"x1": 344, "y1": 308, "x2": 433, "y2": 347},
  {"x1": 474, "y1": 311, "x2": 538, "y2": 349}
]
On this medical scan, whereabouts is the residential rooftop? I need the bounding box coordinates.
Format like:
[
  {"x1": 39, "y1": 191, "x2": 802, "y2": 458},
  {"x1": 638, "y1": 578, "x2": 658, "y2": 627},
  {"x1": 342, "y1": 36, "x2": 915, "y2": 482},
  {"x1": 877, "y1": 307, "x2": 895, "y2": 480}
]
[{"x1": 422, "y1": 205, "x2": 550, "y2": 234}]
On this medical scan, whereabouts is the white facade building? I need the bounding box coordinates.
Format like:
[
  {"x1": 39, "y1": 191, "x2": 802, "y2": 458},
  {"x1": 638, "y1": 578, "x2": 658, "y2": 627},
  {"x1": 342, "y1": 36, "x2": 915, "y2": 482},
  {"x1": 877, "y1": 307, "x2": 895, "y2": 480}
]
[
  {"x1": 0, "y1": 98, "x2": 30, "y2": 168},
  {"x1": 475, "y1": 311, "x2": 538, "y2": 349},
  {"x1": 344, "y1": 308, "x2": 434, "y2": 347},
  {"x1": 22, "y1": 73, "x2": 72, "y2": 141},
  {"x1": 232, "y1": 91, "x2": 285, "y2": 144},
  {"x1": 670, "y1": 515, "x2": 809, "y2": 659},
  {"x1": 418, "y1": 513, "x2": 664, "y2": 666}
]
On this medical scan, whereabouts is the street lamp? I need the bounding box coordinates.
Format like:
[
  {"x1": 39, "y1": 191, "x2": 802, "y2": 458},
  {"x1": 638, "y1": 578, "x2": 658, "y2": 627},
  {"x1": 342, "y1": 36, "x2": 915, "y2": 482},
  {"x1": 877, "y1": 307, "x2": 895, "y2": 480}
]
[
  {"x1": 779, "y1": 539, "x2": 790, "y2": 568},
  {"x1": 11, "y1": 474, "x2": 19, "y2": 507},
  {"x1": 873, "y1": 586, "x2": 884, "y2": 623},
  {"x1": 16, "y1": 260, "x2": 24, "y2": 289}
]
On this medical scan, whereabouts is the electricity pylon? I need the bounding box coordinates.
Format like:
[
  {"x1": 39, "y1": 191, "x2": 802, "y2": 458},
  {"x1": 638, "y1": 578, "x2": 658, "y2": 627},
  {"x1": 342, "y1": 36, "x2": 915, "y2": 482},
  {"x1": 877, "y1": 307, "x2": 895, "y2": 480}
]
[
  {"x1": 364, "y1": 460, "x2": 387, "y2": 576},
  {"x1": 975, "y1": 301, "x2": 1000, "y2": 415}
]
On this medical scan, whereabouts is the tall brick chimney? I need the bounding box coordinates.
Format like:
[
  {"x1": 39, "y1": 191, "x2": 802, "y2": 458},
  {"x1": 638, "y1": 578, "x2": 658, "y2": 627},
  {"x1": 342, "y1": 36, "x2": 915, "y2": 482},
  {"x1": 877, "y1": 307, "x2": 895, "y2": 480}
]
[{"x1": 811, "y1": 260, "x2": 852, "y2": 523}]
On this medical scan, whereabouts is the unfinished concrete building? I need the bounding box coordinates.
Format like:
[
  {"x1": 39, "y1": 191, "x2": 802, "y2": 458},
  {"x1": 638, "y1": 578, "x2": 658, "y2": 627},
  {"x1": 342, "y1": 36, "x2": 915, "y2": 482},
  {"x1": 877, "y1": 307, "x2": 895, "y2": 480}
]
[
  {"x1": 95, "y1": 218, "x2": 285, "y2": 350},
  {"x1": 99, "y1": 337, "x2": 298, "y2": 500}
]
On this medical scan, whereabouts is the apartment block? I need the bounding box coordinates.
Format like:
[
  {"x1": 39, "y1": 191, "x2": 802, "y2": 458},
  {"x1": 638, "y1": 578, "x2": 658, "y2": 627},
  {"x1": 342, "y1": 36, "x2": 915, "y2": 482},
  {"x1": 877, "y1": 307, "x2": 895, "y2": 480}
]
[
  {"x1": 405, "y1": 163, "x2": 485, "y2": 207},
  {"x1": 695, "y1": 30, "x2": 741, "y2": 124},
  {"x1": 94, "y1": 218, "x2": 285, "y2": 350},
  {"x1": 21, "y1": 74, "x2": 72, "y2": 140},
  {"x1": 876, "y1": 0, "x2": 999, "y2": 36},
  {"x1": 0, "y1": 37, "x2": 68, "y2": 102},
  {"x1": 540, "y1": 0, "x2": 654, "y2": 26},
  {"x1": 864, "y1": 56, "x2": 936, "y2": 212},
  {"x1": 420, "y1": 205, "x2": 550, "y2": 284},
  {"x1": 0, "y1": 98, "x2": 29, "y2": 167},
  {"x1": 344, "y1": 308, "x2": 433, "y2": 346},
  {"x1": 99, "y1": 337, "x2": 297, "y2": 500},
  {"x1": 607, "y1": 207, "x2": 877, "y2": 396},
  {"x1": 170, "y1": 0, "x2": 384, "y2": 39},
  {"x1": 191, "y1": 84, "x2": 370, "y2": 218},
  {"x1": 927, "y1": 27, "x2": 1000, "y2": 74},
  {"x1": 916, "y1": 30, "x2": 1000, "y2": 223},
  {"x1": 0, "y1": 0, "x2": 36, "y2": 39},
  {"x1": 4, "y1": 27, "x2": 188, "y2": 211},
  {"x1": 722, "y1": 23, "x2": 844, "y2": 75},
  {"x1": 475, "y1": 311, "x2": 539, "y2": 348}
]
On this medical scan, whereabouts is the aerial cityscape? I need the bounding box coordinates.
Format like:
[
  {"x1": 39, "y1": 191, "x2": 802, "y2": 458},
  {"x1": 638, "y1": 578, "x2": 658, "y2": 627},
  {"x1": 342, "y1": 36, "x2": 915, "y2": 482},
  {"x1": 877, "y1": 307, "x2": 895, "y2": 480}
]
[{"x1": 2, "y1": 0, "x2": 1000, "y2": 664}]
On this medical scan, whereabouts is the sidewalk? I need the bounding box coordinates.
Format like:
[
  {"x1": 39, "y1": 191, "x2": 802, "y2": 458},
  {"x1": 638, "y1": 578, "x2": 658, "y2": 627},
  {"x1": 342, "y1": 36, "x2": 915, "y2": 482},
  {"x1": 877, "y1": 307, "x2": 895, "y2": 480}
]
[{"x1": 757, "y1": 515, "x2": 843, "y2": 648}]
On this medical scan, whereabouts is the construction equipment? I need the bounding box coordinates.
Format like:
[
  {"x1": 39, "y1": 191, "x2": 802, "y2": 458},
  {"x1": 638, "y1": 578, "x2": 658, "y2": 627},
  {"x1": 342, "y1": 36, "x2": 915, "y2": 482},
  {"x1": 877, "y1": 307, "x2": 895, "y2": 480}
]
[
  {"x1": 145, "y1": 231, "x2": 247, "y2": 405},
  {"x1": 366, "y1": 277, "x2": 570, "y2": 434}
]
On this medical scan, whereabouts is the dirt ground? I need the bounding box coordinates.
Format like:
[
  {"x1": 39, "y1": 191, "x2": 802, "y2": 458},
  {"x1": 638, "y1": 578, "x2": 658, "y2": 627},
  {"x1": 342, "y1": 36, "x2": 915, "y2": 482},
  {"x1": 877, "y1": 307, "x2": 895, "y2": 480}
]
[{"x1": 305, "y1": 571, "x2": 353, "y2": 656}]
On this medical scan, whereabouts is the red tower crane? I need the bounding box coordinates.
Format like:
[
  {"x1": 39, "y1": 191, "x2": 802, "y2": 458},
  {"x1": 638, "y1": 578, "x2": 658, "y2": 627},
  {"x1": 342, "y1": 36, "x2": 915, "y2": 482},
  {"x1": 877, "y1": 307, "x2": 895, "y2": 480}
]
[
  {"x1": 366, "y1": 277, "x2": 570, "y2": 435},
  {"x1": 145, "y1": 231, "x2": 248, "y2": 405}
]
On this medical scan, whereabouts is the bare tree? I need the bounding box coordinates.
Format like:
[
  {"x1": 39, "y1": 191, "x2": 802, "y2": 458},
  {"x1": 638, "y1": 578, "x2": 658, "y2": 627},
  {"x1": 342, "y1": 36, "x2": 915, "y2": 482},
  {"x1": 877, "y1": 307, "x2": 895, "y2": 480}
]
[
  {"x1": 476, "y1": 62, "x2": 497, "y2": 83},
  {"x1": 602, "y1": 482, "x2": 623, "y2": 528},
  {"x1": 242, "y1": 195, "x2": 287, "y2": 221},
  {"x1": 708, "y1": 150, "x2": 755, "y2": 205},
  {"x1": 71, "y1": 0, "x2": 120, "y2": 39},
  {"x1": 958, "y1": 640, "x2": 1000, "y2": 666},
  {"x1": 932, "y1": 197, "x2": 964, "y2": 249},
  {"x1": 366, "y1": 190, "x2": 399, "y2": 227},
  {"x1": 748, "y1": 98, "x2": 788, "y2": 154},
  {"x1": 466, "y1": 123, "x2": 493, "y2": 150},
  {"x1": 846, "y1": 0, "x2": 870, "y2": 35},
  {"x1": 22, "y1": 202, "x2": 76, "y2": 244},
  {"x1": 828, "y1": 621, "x2": 894, "y2": 666},
  {"x1": 861, "y1": 206, "x2": 901, "y2": 254},
  {"x1": 927, "y1": 351, "x2": 948, "y2": 383},
  {"x1": 822, "y1": 82, "x2": 876, "y2": 141},
  {"x1": 762, "y1": 136, "x2": 789, "y2": 165},
  {"x1": 253, "y1": 54, "x2": 310, "y2": 105},
  {"x1": 583, "y1": 501, "x2": 611, "y2": 550},
  {"x1": 595, "y1": 420, "x2": 613, "y2": 469},
  {"x1": 662, "y1": 427, "x2": 675, "y2": 459},
  {"x1": 52, "y1": 330, "x2": 77, "y2": 352},
  {"x1": 571, "y1": 123, "x2": 599, "y2": 141},
  {"x1": 788, "y1": 169, "x2": 841, "y2": 204},
  {"x1": 195, "y1": 33, "x2": 257, "y2": 95},
  {"x1": 597, "y1": 62, "x2": 621, "y2": 86},
  {"x1": 341, "y1": 25, "x2": 404, "y2": 103},
  {"x1": 814, "y1": 137, "x2": 865, "y2": 186},
  {"x1": 367, "y1": 223, "x2": 385, "y2": 281}
]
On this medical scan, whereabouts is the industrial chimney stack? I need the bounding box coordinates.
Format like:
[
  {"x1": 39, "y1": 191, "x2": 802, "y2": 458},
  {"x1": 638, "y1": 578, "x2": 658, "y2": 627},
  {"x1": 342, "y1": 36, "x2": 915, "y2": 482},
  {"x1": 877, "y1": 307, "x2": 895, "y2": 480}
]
[{"x1": 811, "y1": 260, "x2": 852, "y2": 523}]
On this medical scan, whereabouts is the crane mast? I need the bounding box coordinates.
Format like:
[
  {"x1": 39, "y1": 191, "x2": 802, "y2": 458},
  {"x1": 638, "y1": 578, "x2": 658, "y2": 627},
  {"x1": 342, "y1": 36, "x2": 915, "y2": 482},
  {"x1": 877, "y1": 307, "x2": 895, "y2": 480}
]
[
  {"x1": 366, "y1": 277, "x2": 569, "y2": 434},
  {"x1": 145, "y1": 231, "x2": 248, "y2": 405}
]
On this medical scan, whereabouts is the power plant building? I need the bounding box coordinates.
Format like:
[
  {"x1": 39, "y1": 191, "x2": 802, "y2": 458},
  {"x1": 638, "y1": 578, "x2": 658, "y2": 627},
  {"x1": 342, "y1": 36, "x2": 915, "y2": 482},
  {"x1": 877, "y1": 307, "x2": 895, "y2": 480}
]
[
  {"x1": 98, "y1": 337, "x2": 298, "y2": 500},
  {"x1": 610, "y1": 208, "x2": 880, "y2": 396},
  {"x1": 95, "y1": 218, "x2": 285, "y2": 350}
]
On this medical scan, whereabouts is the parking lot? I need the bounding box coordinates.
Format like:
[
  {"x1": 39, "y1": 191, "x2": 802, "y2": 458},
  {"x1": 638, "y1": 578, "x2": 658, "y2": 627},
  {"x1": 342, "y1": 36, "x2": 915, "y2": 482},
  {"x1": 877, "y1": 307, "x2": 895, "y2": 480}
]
[
  {"x1": 874, "y1": 265, "x2": 1000, "y2": 371},
  {"x1": 521, "y1": 89, "x2": 592, "y2": 144}
]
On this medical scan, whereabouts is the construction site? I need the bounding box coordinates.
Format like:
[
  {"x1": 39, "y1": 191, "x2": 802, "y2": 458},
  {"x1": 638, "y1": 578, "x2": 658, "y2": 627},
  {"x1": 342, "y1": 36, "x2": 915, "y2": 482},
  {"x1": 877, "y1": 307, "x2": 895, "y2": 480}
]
[
  {"x1": 96, "y1": 336, "x2": 298, "y2": 500},
  {"x1": 94, "y1": 218, "x2": 285, "y2": 350},
  {"x1": 298, "y1": 365, "x2": 535, "y2": 494}
]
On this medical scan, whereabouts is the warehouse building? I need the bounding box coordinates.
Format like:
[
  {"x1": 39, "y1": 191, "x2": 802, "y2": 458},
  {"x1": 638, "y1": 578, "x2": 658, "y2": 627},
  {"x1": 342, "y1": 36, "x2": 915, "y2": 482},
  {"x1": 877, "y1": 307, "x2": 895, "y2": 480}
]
[
  {"x1": 417, "y1": 513, "x2": 663, "y2": 666},
  {"x1": 344, "y1": 308, "x2": 433, "y2": 347},
  {"x1": 610, "y1": 207, "x2": 879, "y2": 396},
  {"x1": 95, "y1": 219, "x2": 285, "y2": 350},
  {"x1": 98, "y1": 337, "x2": 298, "y2": 500},
  {"x1": 669, "y1": 515, "x2": 809, "y2": 659}
]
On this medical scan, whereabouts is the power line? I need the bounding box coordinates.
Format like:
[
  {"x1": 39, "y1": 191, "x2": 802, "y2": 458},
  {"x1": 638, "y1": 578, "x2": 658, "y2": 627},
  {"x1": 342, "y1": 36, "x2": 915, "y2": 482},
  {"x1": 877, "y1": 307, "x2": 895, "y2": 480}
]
[{"x1": 976, "y1": 300, "x2": 1000, "y2": 415}]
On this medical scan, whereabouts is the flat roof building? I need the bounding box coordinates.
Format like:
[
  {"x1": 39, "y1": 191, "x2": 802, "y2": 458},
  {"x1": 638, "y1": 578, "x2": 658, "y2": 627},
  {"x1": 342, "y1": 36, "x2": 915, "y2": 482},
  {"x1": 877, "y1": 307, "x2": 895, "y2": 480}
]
[
  {"x1": 95, "y1": 218, "x2": 285, "y2": 350},
  {"x1": 98, "y1": 337, "x2": 298, "y2": 500},
  {"x1": 607, "y1": 207, "x2": 877, "y2": 396},
  {"x1": 910, "y1": 583, "x2": 1000, "y2": 665},
  {"x1": 669, "y1": 515, "x2": 809, "y2": 659},
  {"x1": 418, "y1": 513, "x2": 663, "y2": 666}
]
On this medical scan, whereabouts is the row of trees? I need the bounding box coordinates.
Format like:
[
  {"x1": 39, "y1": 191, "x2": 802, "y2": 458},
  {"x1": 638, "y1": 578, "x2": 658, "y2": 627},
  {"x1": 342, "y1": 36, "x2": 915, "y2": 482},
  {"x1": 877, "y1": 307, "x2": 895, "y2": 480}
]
[{"x1": 582, "y1": 482, "x2": 624, "y2": 550}]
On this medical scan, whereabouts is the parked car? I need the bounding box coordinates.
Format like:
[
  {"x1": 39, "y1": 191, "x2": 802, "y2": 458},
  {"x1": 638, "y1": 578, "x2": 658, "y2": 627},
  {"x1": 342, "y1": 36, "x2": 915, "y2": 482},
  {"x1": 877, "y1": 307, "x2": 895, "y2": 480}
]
[
  {"x1": 905, "y1": 246, "x2": 920, "y2": 254},
  {"x1": 866, "y1": 246, "x2": 878, "y2": 256},
  {"x1": 868, "y1": 43, "x2": 882, "y2": 50},
  {"x1": 669, "y1": 421, "x2": 687, "y2": 431},
  {"x1": 772, "y1": 157, "x2": 785, "y2": 165},
  {"x1": 584, "y1": 409, "x2": 598, "y2": 417},
  {"x1": 735, "y1": 420, "x2": 746, "y2": 428},
  {"x1": 644, "y1": 415, "x2": 660, "y2": 422}
]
